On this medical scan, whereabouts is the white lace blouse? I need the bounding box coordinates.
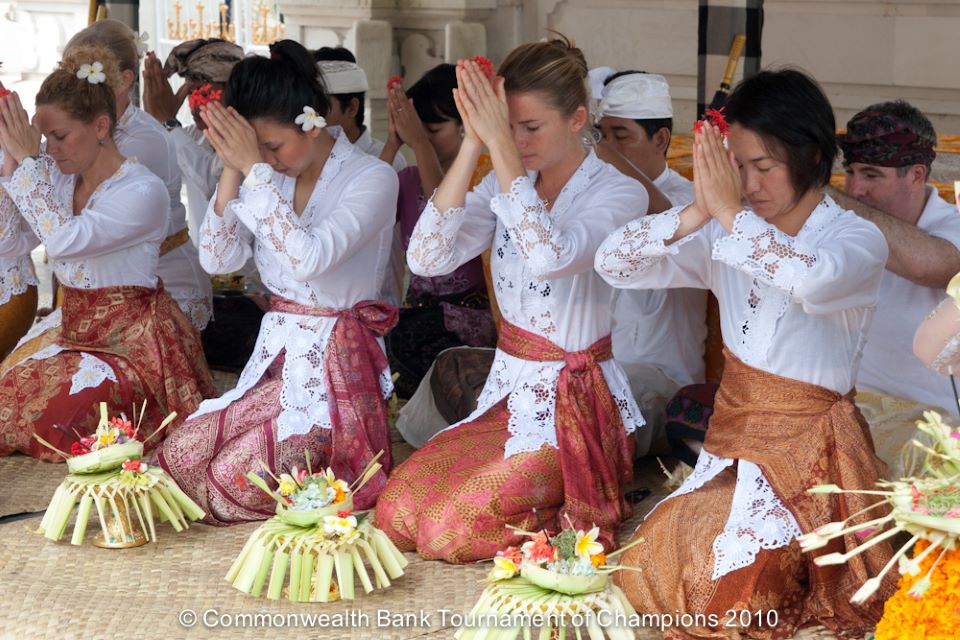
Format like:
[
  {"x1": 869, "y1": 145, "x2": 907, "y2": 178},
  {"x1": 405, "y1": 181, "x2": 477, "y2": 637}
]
[
  {"x1": 190, "y1": 128, "x2": 398, "y2": 441},
  {"x1": 0, "y1": 150, "x2": 39, "y2": 305},
  {"x1": 0, "y1": 156, "x2": 168, "y2": 392},
  {"x1": 596, "y1": 195, "x2": 888, "y2": 579},
  {"x1": 115, "y1": 106, "x2": 213, "y2": 329},
  {"x1": 407, "y1": 150, "x2": 647, "y2": 458}
]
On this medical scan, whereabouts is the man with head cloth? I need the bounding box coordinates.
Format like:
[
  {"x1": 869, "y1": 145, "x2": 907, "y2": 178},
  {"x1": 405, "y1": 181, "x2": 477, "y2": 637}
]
[
  {"x1": 592, "y1": 69, "x2": 708, "y2": 457},
  {"x1": 143, "y1": 38, "x2": 244, "y2": 242},
  {"x1": 315, "y1": 48, "x2": 406, "y2": 172},
  {"x1": 834, "y1": 101, "x2": 960, "y2": 478}
]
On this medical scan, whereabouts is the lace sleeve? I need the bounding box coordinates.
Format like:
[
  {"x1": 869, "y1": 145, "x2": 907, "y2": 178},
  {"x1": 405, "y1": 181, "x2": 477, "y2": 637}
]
[
  {"x1": 595, "y1": 206, "x2": 711, "y2": 291},
  {"x1": 198, "y1": 195, "x2": 253, "y2": 274},
  {"x1": 712, "y1": 210, "x2": 817, "y2": 294},
  {"x1": 3, "y1": 156, "x2": 72, "y2": 245},
  {"x1": 231, "y1": 162, "x2": 398, "y2": 281},
  {"x1": 407, "y1": 183, "x2": 496, "y2": 278},
  {"x1": 491, "y1": 174, "x2": 650, "y2": 279}
]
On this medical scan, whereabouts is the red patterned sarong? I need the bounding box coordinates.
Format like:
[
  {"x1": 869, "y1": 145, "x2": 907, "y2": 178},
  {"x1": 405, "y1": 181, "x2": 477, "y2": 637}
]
[
  {"x1": 156, "y1": 297, "x2": 397, "y2": 524},
  {"x1": 0, "y1": 284, "x2": 216, "y2": 461},
  {"x1": 615, "y1": 352, "x2": 894, "y2": 639},
  {"x1": 375, "y1": 319, "x2": 634, "y2": 563}
]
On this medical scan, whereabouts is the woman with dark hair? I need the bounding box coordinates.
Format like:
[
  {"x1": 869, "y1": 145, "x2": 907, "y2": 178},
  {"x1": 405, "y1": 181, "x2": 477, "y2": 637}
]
[
  {"x1": 378, "y1": 64, "x2": 498, "y2": 398},
  {"x1": 0, "y1": 46, "x2": 215, "y2": 459},
  {"x1": 375, "y1": 37, "x2": 647, "y2": 562},
  {"x1": 153, "y1": 40, "x2": 399, "y2": 524},
  {"x1": 597, "y1": 68, "x2": 895, "y2": 638}
]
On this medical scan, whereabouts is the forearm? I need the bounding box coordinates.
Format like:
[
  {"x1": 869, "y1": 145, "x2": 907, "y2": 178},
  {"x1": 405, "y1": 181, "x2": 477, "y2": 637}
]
[
  {"x1": 411, "y1": 141, "x2": 445, "y2": 197},
  {"x1": 214, "y1": 168, "x2": 243, "y2": 216},
  {"x1": 488, "y1": 135, "x2": 525, "y2": 194},
  {"x1": 379, "y1": 141, "x2": 400, "y2": 166},
  {"x1": 433, "y1": 140, "x2": 483, "y2": 212},
  {"x1": 595, "y1": 141, "x2": 671, "y2": 214},
  {"x1": 830, "y1": 186, "x2": 960, "y2": 287}
]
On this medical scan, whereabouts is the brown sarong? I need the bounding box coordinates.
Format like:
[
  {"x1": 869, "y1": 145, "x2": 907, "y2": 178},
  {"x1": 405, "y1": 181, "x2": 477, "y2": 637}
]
[{"x1": 615, "y1": 351, "x2": 895, "y2": 639}]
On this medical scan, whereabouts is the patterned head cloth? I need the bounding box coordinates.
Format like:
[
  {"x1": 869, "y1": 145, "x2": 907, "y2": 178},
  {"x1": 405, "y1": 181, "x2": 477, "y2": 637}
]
[
  {"x1": 837, "y1": 110, "x2": 936, "y2": 168},
  {"x1": 163, "y1": 39, "x2": 244, "y2": 84}
]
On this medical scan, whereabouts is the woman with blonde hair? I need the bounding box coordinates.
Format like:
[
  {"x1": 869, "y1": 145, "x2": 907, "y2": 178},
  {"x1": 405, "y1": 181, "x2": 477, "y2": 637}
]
[
  {"x1": 0, "y1": 46, "x2": 215, "y2": 459},
  {"x1": 375, "y1": 36, "x2": 647, "y2": 562},
  {"x1": 63, "y1": 19, "x2": 213, "y2": 330}
]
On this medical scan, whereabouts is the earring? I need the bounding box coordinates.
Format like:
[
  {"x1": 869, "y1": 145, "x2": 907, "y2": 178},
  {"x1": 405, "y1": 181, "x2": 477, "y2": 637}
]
[
  {"x1": 97, "y1": 138, "x2": 105, "y2": 146},
  {"x1": 580, "y1": 127, "x2": 601, "y2": 147}
]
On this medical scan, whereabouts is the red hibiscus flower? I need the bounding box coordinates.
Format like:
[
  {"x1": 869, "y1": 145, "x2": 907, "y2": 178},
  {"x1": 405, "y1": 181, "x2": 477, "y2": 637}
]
[
  {"x1": 387, "y1": 75, "x2": 403, "y2": 92},
  {"x1": 472, "y1": 55, "x2": 495, "y2": 80},
  {"x1": 0, "y1": 89, "x2": 10, "y2": 98},
  {"x1": 693, "y1": 107, "x2": 729, "y2": 136},
  {"x1": 188, "y1": 84, "x2": 223, "y2": 111}
]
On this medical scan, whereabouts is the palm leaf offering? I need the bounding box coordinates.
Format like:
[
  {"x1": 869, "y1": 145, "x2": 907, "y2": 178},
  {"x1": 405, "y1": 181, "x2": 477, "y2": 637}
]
[
  {"x1": 226, "y1": 451, "x2": 408, "y2": 601},
  {"x1": 36, "y1": 402, "x2": 203, "y2": 548}
]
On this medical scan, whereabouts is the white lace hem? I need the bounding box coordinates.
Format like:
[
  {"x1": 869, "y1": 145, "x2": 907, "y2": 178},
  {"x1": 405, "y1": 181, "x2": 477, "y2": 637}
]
[
  {"x1": 190, "y1": 310, "x2": 392, "y2": 442},
  {"x1": 0, "y1": 255, "x2": 39, "y2": 305},
  {"x1": 436, "y1": 347, "x2": 644, "y2": 459},
  {"x1": 644, "y1": 450, "x2": 801, "y2": 580},
  {"x1": 69, "y1": 353, "x2": 118, "y2": 395},
  {"x1": 711, "y1": 460, "x2": 803, "y2": 579}
]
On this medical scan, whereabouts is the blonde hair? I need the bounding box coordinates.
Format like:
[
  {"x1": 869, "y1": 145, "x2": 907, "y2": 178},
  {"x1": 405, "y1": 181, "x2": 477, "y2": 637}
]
[
  {"x1": 498, "y1": 34, "x2": 588, "y2": 117},
  {"x1": 36, "y1": 46, "x2": 122, "y2": 131},
  {"x1": 64, "y1": 19, "x2": 139, "y2": 73}
]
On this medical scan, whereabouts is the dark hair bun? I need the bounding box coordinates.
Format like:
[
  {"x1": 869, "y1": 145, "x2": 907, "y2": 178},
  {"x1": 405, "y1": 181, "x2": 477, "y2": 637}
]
[{"x1": 226, "y1": 39, "x2": 329, "y2": 126}]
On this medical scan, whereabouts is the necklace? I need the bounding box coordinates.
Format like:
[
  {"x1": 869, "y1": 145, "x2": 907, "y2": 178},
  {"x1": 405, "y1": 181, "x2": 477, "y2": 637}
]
[{"x1": 535, "y1": 174, "x2": 561, "y2": 209}]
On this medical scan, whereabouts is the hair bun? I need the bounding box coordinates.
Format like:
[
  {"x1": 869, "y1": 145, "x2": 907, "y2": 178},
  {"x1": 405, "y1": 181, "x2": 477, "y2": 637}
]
[{"x1": 59, "y1": 45, "x2": 122, "y2": 89}]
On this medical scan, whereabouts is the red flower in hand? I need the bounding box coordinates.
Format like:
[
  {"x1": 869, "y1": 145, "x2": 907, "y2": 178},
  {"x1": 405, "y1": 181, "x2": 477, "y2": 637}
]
[
  {"x1": 472, "y1": 55, "x2": 495, "y2": 80},
  {"x1": 0, "y1": 89, "x2": 10, "y2": 98},
  {"x1": 387, "y1": 75, "x2": 403, "y2": 92},
  {"x1": 188, "y1": 84, "x2": 223, "y2": 111},
  {"x1": 693, "y1": 107, "x2": 729, "y2": 137},
  {"x1": 70, "y1": 441, "x2": 91, "y2": 456}
]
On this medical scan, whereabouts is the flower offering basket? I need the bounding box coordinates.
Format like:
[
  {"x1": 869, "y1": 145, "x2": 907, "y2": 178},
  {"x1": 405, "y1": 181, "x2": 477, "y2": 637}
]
[
  {"x1": 455, "y1": 519, "x2": 643, "y2": 640},
  {"x1": 226, "y1": 451, "x2": 407, "y2": 602},
  {"x1": 35, "y1": 403, "x2": 204, "y2": 548}
]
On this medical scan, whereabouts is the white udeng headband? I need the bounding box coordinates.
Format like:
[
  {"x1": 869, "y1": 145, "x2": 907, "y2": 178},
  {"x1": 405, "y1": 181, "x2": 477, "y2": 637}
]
[
  {"x1": 76, "y1": 61, "x2": 106, "y2": 85},
  {"x1": 598, "y1": 72, "x2": 673, "y2": 120},
  {"x1": 295, "y1": 106, "x2": 327, "y2": 132},
  {"x1": 316, "y1": 61, "x2": 369, "y2": 94}
]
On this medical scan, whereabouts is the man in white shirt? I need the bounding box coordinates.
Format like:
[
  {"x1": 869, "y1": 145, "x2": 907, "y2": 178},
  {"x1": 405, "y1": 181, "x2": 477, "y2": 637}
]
[
  {"x1": 314, "y1": 47, "x2": 406, "y2": 172},
  {"x1": 835, "y1": 101, "x2": 960, "y2": 477},
  {"x1": 593, "y1": 69, "x2": 708, "y2": 455}
]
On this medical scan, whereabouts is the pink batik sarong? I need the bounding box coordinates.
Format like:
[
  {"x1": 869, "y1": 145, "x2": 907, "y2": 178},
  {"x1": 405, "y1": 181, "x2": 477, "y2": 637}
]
[
  {"x1": 375, "y1": 319, "x2": 634, "y2": 563},
  {"x1": 155, "y1": 296, "x2": 397, "y2": 524}
]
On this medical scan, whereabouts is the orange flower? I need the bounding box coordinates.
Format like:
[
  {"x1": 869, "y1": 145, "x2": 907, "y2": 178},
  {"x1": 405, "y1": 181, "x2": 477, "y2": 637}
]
[
  {"x1": 875, "y1": 540, "x2": 960, "y2": 640},
  {"x1": 591, "y1": 552, "x2": 606, "y2": 568}
]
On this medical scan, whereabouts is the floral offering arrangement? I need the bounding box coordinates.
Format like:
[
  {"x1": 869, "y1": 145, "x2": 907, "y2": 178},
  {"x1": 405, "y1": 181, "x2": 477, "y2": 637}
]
[
  {"x1": 455, "y1": 517, "x2": 642, "y2": 640},
  {"x1": 210, "y1": 271, "x2": 246, "y2": 291},
  {"x1": 35, "y1": 402, "x2": 203, "y2": 548},
  {"x1": 226, "y1": 451, "x2": 407, "y2": 602},
  {"x1": 188, "y1": 83, "x2": 223, "y2": 111},
  {"x1": 797, "y1": 411, "x2": 960, "y2": 639}
]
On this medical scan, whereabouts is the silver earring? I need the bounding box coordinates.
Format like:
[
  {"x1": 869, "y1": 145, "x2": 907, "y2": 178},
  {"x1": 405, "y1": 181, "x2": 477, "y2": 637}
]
[
  {"x1": 97, "y1": 138, "x2": 105, "y2": 146},
  {"x1": 581, "y1": 126, "x2": 601, "y2": 147}
]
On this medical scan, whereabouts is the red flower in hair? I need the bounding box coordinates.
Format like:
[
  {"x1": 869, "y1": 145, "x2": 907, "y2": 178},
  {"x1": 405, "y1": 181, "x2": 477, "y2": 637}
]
[
  {"x1": 693, "y1": 107, "x2": 729, "y2": 137},
  {"x1": 472, "y1": 55, "x2": 495, "y2": 80},
  {"x1": 188, "y1": 84, "x2": 223, "y2": 111},
  {"x1": 387, "y1": 75, "x2": 403, "y2": 92}
]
